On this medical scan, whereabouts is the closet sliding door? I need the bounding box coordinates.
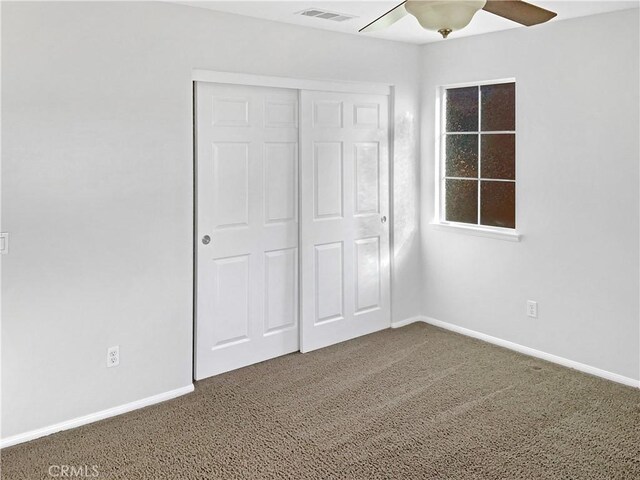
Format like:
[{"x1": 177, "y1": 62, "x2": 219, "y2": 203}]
[
  {"x1": 299, "y1": 91, "x2": 391, "y2": 352},
  {"x1": 195, "y1": 82, "x2": 299, "y2": 380},
  {"x1": 195, "y1": 78, "x2": 391, "y2": 378}
]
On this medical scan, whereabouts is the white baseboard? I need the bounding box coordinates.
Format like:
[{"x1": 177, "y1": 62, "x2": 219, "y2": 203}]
[
  {"x1": 4, "y1": 318, "x2": 638, "y2": 448},
  {"x1": 0, "y1": 384, "x2": 194, "y2": 449},
  {"x1": 391, "y1": 316, "x2": 424, "y2": 329},
  {"x1": 410, "y1": 316, "x2": 640, "y2": 389}
]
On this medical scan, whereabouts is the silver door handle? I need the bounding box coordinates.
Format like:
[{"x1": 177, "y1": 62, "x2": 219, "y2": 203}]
[
  {"x1": 202, "y1": 235, "x2": 211, "y2": 245},
  {"x1": 381, "y1": 216, "x2": 387, "y2": 224}
]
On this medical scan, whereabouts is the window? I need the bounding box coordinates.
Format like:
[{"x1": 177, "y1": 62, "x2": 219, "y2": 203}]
[{"x1": 438, "y1": 80, "x2": 516, "y2": 231}]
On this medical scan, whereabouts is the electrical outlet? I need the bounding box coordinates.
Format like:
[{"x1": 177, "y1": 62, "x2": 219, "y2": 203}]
[
  {"x1": 527, "y1": 300, "x2": 538, "y2": 318},
  {"x1": 107, "y1": 346, "x2": 119, "y2": 368}
]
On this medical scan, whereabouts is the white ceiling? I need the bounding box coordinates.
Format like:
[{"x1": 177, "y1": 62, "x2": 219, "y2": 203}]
[{"x1": 177, "y1": 0, "x2": 639, "y2": 44}]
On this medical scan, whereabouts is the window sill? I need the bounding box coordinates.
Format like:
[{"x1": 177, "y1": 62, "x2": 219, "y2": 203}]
[{"x1": 430, "y1": 222, "x2": 521, "y2": 242}]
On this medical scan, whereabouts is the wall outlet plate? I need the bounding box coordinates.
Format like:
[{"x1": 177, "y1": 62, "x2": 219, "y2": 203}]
[
  {"x1": 107, "y1": 346, "x2": 120, "y2": 367},
  {"x1": 527, "y1": 300, "x2": 538, "y2": 318}
]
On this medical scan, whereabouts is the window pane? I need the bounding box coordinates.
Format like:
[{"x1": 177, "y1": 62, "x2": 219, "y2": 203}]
[
  {"x1": 446, "y1": 134, "x2": 478, "y2": 178},
  {"x1": 480, "y1": 181, "x2": 515, "y2": 228},
  {"x1": 481, "y1": 134, "x2": 515, "y2": 180},
  {"x1": 446, "y1": 87, "x2": 478, "y2": 132},
  {"x1": 481, "y1": 83, "x2": 515, "y2": 132},
  {"x1": 446, "y1": 179, "x2": 478, "y2": 224}
]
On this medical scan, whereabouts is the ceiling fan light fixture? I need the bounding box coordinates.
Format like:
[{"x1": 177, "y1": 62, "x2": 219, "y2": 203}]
[{"x1": 405, "y1": 0, "x2": 487, "y2": 38}]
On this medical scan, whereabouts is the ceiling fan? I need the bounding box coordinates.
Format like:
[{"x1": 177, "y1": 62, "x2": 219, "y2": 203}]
[{"x1": 359, "y1": 0, "x2": 557, "y2": 39}]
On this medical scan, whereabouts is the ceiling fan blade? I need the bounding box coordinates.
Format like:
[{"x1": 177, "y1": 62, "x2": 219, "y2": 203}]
[
  {"x1": 483, "y1": 0, "x2": 557, "y2": 26},
  {"x1": 359, "y1": 1, "x2": 408, "y2": 33}
]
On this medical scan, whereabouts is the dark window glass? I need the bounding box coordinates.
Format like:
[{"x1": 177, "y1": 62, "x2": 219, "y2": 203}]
[
  {"x1": 481, "y1": 134, "x2": 515, "y2": 180},
  {"x1": 446, "y1": 179, "x2": 478, "y2": 224},
  {"x1": 446, "y1": 87, "x2": 478, "y2": 132},
  {"x1": 481, "y1": 83, "x2": 515, "y2": 131},
  {"x1": 446, "y1": 134, "x2": 478, "y2": 178},
  {"x1": 443, "y1": 81, "x2": 516, "y2": 229},
  {"x1": 480, "y1": 181, "x2": 515, "y2": 228}
]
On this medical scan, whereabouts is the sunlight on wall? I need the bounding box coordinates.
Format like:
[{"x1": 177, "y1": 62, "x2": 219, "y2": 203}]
[{"x1": 393, "y1": 110, "x2": 418, "y2": 266}]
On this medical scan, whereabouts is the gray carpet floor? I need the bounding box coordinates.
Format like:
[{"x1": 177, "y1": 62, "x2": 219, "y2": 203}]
[{"x1": 2, "y1": 323, "x2": 639, "y2": 479}]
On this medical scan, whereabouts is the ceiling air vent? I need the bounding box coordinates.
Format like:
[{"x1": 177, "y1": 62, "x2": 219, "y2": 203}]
[{"x1": 297, "y1": 8, "x2": 357, "y2": 22}]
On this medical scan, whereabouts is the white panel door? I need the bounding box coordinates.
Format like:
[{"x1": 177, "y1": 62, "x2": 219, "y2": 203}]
[
  {"x1": 195, "y1": 82, "x2": 299, "y2": 379},
  {"x1": 300, "y1": 91, "x2": 390, "y2": 352}
]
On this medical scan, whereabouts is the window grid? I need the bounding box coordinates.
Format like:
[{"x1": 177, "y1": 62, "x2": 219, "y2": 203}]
[
  {"x1": 477, "y1": 86, "x2": 481, "y2": 225},
  {"x1": 440, "y1": 80, "x2": 516, "y2": 229}
]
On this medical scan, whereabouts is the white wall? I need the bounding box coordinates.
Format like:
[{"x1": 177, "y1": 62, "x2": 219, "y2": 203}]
[
  {"x1": 420, "y1": 10, "x2": 640, "y2": 381},
  {"x1": 1, "y1": 1, "x2": 422, "y2": 439}
]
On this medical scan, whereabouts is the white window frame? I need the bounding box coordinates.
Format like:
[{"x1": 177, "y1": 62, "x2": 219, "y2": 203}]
[{"x1": 432, "y1": 78, "x2": 521, "y2": 242}]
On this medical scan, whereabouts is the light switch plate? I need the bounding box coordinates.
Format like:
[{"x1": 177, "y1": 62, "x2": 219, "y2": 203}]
[{"x1": 0, "y1": 233, "x2": 8, "y2": 254}]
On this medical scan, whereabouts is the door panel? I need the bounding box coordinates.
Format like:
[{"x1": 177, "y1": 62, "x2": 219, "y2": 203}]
[
  {"x1": 264, "y1": 143, "x2": 297, "y2": 224},
  {"x1": 354, "y1": 143, "x2": 380, "y2": 215},
  {"x1": 211, "y1": 255, "x2": 250, "y2": 347},
  {"x1": 265, "y1": 97, "x2": 297, "y2": 128},
  {"x1": 212, "y1": 143, "x2": 249, "y2": 229},
  {"x1": 212, "y1": 98, "x2": 249, "y2": 126},
  {"x1": 313, "y1": 101, "x2": 343, "y2": 128},
  {"x1": 353, "y1": 103, "x2": 380, "y2": 128},
  {"x1": 195, "y1": 83, "x2": 299, "y2": 380},
  {"x1": 300, "y1": 90, "x2": 390, "y2": 352},
  {"x1": 264, "y1": 247, "x2": 298, "y2": 334},
  {"x1": 355, "y1": 237, "x2": 381, "y2": 313},
  {"x1": 314, "y1": 142, "x2": 343, "y2": 219},
  {"x1": 314, "y1": 242, "x2": 344, "y2": 324}
]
